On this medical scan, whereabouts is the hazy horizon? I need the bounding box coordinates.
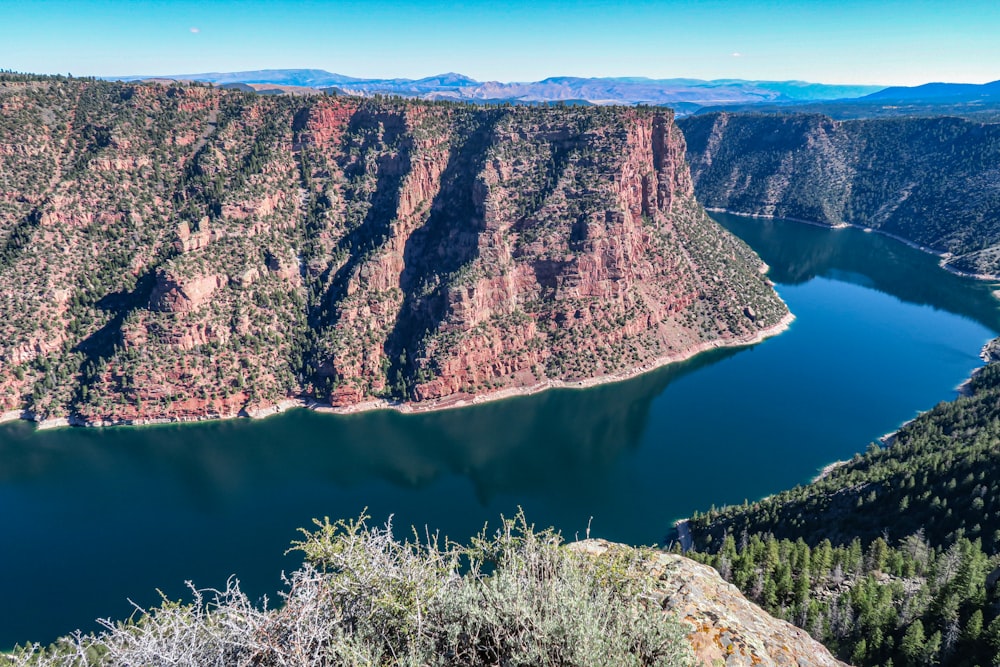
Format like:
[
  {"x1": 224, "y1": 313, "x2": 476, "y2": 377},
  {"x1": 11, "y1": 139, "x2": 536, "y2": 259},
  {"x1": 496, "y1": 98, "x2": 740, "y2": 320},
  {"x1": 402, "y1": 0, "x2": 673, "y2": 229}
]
[{"x1": 105, "y1": 70, "x2": 897, "y2": 86}]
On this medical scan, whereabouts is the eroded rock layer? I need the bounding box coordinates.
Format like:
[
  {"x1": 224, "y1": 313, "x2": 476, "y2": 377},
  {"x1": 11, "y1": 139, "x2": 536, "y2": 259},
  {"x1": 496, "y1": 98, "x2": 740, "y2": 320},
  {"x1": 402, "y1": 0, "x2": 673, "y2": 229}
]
[{"x1": 0, "y1": 78, "x2": 786, "y2": 424}]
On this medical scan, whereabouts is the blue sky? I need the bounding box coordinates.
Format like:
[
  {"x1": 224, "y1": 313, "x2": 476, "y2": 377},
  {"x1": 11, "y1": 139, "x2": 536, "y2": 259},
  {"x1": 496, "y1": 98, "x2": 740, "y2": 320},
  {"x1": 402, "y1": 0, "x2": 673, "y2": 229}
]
[{"x1": 2, "y1": 0, "x2": 998, "y2": 85}]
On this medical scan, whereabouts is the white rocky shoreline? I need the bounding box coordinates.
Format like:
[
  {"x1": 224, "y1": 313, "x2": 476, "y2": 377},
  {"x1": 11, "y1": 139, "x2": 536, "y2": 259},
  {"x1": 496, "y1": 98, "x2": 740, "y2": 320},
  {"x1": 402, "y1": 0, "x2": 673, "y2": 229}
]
[
  {"x1": 704, "y1": 207, "x2": 1000, "y2": 282},
  {"x1": 1, "y1": 311, "x2": 796, "y2": 431},
  {"x1": 10, "y1": 209, "x2": 995, "y2": 433}
]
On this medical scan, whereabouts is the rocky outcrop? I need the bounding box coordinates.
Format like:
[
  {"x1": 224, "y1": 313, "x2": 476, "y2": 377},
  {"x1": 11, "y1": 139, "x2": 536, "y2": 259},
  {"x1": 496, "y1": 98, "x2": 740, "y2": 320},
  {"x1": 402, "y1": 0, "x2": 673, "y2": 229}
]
[
  {"x1": 0, "y1": 77, "x2": 787, "y2": 423},
  {"x1": 981, "y1": 337, "x2": 1000, "y2": 363},
  {"x1": 678, "y1": 112, "x2": 1000, "y2": 277},
  {"x1": 8, "y1": 527, "x2": 850, "y2": 666},
  {"x1": 149, "y1": 270, "x2": 227, "y2": 313},
  {"x1": 572, "y1": 540, "x2": 849, "y2": 667},
  {"x1": 3, "y1": 333, "x2": 67, "y2": 365}
]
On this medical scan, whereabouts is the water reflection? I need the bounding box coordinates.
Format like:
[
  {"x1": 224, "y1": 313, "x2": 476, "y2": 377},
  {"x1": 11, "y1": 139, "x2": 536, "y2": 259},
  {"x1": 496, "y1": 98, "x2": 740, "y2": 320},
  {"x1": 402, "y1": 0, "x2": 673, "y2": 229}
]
[
  {"x1": 0, "y1": 347, "x2": 747, "y2": 647},
  {"x1": 712, "y1": 213, "x2": 1000, "y2": 332},
  {"x1": 0, "y1": 347, "x2": 738, "y2": 506},
  {"x1": 3, "y1": 213, "x2": 999, "y2": 648}
]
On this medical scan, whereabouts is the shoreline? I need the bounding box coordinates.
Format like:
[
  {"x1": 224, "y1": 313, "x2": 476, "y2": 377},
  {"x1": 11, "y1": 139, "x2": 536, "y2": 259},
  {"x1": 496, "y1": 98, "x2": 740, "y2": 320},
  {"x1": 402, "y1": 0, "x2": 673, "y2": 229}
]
[
  {"x1": 704, "y1": 207, "x2": 1000, "y2": 282},
  {"x1": 880, "y1": 337, "x2": 998, "y2": 446},
  {"x1": 812, "y1": 460, "x2": 848, "y2": 483},
  {"x1": 704, "y1": 207, "x2": 851, "y2": 231},
  {"x1": 6, "y1": 311, "x2": 796, "y2": 432},
  {"x1": 322, "y1": 310, "x2": 796, "y2": 417},
  {"x1": 677, "y1": 349, "x2": 995, "y2": 534}
]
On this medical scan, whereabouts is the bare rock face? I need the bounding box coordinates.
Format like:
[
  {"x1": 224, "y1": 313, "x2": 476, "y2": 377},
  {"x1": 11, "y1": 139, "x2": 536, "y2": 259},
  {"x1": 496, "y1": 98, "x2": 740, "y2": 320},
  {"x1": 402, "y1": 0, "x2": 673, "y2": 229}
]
[
  {"x1": 572, "y1": 540, "x2": 849, "y2": 667},
  {"x1": 0, "y1": 78, "x2": 788, "y2": 423},
  {"x1": 150, "y1": 270, "x2": 226, "y2": 313},
  {"x1": 981, "y1": 337, "x2": 1000, "y2": 363}
]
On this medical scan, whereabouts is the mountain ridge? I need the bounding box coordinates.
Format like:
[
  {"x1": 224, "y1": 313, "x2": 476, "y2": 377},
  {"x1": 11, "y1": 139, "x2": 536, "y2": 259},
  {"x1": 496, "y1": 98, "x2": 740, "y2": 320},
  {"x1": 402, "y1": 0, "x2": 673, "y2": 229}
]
[
  {"x1": 109, "y1": 69, "x2": 884, "y2": 108},
  {"x1": 863, "y1": 78, "x2": 1000, "y2": 102}
]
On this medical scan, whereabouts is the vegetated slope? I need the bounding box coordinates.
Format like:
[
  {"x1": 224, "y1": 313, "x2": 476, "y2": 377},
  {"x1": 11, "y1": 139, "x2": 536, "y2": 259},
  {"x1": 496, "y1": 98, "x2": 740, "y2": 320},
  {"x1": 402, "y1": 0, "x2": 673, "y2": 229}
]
[
  {"x1": 683, "y1": 360, "x2": 1000, "y2": 667},
  {"x1": 690, "y1": 100, "x2": 1000, "y2": 123},
  {"x1": 0, "y1": 75, "x2": 786, "y2": 425},
  {"x1": 7, "y1": 514, "x2": 844, "y2": 667},
  {"x1": 678, "y1": 112, "x2": 1000, "y2": 276}
]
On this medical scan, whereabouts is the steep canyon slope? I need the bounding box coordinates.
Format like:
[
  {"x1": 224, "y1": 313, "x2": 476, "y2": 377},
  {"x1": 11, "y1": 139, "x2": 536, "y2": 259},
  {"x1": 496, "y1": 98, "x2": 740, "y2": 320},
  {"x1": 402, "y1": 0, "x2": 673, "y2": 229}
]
[
  {"x1": 0, "y1": 77, "x2": 786, "y2": 425},
  {"x1": 679, "y1": 112, "x2": 1000, "y2": 276}
]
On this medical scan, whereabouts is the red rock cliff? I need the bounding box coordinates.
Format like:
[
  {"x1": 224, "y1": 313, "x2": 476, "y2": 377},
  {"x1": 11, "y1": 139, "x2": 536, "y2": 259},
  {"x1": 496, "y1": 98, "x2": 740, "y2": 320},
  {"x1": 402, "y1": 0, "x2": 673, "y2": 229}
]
[{"x1": 0, "y1": 80, "x2": 786, "y2": 422}]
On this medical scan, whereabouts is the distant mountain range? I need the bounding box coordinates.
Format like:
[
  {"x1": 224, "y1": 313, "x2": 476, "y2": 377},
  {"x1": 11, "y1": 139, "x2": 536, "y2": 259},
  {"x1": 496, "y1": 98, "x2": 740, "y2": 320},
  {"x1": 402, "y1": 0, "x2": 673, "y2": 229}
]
[
  {"x1": 111, "y1": 69, "x2": 1000, "y2": 115},
  {"x1": 862, "y1": 78, "x2": 1000, "y2": 101},
  {"x1": 112, "y1": 69, "x2": 884, "y2": 110}
]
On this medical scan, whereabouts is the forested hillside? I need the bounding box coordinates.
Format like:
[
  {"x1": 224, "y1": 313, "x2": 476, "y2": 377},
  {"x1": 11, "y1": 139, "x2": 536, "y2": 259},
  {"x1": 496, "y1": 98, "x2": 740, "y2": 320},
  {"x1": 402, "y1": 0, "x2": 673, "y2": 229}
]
[
  {"x1": 679, "y1": 112, "x2": 1000, "y2": 276},
  {"x1": 686, "y1": 360, "x2": 1000, "y2": 666},
  {"x1": 0, "y1": 75, "x2": 785, "y2": 425}
]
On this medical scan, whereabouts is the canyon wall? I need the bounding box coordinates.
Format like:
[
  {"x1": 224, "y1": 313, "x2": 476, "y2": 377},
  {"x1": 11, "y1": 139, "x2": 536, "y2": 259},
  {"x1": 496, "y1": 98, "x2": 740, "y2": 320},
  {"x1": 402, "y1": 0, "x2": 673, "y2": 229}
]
[
  {"x1": 679, "y1": 112, "x2": 1000, "y2": 276},
  {"x1": 0, "y1": 78, "x2": 786, "y2": 423}
]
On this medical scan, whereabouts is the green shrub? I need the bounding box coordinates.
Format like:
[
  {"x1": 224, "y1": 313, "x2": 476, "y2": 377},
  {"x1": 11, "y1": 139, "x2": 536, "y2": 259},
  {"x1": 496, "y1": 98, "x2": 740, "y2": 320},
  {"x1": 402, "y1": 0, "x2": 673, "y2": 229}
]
[{"x1": 8, "y1": 513, "x2": 691, "y2": 667}]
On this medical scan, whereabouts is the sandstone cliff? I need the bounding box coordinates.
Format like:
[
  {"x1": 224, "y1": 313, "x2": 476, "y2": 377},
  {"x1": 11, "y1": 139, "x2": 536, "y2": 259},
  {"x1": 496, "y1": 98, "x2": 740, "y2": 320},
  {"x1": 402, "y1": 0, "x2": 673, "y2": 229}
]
[
  {"x1": 679, "y1": 112, "x2": 1000, "y2": 276},
  {"x1": 0, "y1": 77, "x2": 787, "y2": 424}
]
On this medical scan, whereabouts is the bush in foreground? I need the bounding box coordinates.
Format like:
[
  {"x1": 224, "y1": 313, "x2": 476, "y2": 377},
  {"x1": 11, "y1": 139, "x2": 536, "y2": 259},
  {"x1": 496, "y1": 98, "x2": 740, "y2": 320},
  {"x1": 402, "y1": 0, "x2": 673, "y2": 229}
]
[{"x1": 8, "y1": 513, "x2": 692, "y2": 666}]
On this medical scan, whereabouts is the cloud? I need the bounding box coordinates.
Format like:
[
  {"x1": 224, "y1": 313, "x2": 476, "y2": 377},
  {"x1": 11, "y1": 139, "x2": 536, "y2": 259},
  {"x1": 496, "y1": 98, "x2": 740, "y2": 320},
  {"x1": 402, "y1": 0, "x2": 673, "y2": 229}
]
[
  {"x1": 190, "y1": 27, "x2": 200, "y2": 34},
  {"x1": 731, "y1": 52, "x2": 743, "y2": 57}
]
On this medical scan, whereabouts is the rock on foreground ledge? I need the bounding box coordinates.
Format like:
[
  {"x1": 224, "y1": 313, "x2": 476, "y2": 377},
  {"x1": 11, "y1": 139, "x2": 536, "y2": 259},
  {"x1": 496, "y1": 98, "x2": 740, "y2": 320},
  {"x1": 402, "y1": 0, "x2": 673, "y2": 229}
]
[{"x1": 571, "y1": 540, "x2": 849, "y2": 667}]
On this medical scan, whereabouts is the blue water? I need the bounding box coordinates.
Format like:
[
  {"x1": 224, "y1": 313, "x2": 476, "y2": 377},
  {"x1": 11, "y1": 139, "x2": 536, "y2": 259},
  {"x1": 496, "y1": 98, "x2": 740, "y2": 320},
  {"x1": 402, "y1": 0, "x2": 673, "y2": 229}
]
[{"x1": 1, "y1": 213, "x2": 997, "y2": 648}]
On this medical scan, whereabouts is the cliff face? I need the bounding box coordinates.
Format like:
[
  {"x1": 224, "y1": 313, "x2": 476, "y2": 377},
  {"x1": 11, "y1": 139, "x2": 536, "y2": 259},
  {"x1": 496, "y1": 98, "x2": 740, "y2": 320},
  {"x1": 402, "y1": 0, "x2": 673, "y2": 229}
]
[
  {"x1": 678, "y1": 112, "x2": 1000, "y2": 276},
  {"x1": 0, "y1": 78, "x2": 786, "y2": 424}
]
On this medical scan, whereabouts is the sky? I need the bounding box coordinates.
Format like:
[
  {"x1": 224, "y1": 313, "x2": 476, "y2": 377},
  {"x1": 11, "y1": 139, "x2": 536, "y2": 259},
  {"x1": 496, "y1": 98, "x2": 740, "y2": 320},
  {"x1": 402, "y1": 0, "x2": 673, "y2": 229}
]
[{"x1": 2, "y1": 0, "x2": 999, "y2": 86}]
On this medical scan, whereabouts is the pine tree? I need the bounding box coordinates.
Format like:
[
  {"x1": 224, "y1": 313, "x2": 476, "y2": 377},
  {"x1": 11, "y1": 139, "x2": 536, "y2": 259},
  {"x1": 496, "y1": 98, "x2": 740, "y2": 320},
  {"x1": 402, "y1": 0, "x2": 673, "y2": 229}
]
[
  {"x1": 963, "y1": 609, "x2": 983, "y2": 641},
  {"x1": 901, "y1": 620, "x2": 926, "y2": 666}
]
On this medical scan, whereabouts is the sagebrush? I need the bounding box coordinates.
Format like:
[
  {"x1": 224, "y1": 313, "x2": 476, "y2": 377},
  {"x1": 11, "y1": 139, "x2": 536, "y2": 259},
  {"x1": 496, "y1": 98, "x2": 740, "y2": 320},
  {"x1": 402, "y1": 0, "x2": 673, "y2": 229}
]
[{"x1": 8, "y1": 513, "x2": 692, "y2": 666}]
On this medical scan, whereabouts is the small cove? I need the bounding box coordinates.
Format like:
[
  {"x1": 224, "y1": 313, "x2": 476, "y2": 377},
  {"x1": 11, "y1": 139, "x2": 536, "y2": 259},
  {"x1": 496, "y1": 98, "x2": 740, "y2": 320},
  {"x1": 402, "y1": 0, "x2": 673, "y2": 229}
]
[{"x1": 1, "y1": 212, "x2": 998, "y2": 648}]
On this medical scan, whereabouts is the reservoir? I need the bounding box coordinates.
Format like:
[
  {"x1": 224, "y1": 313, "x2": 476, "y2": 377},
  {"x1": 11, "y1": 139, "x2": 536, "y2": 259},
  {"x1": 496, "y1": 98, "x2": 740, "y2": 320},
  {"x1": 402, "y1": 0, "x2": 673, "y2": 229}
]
[{"x1": 2, "y1": 213, "x2": 997, "y2": 648}]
